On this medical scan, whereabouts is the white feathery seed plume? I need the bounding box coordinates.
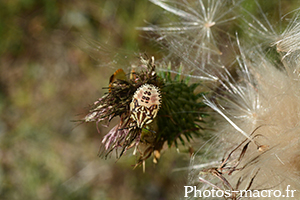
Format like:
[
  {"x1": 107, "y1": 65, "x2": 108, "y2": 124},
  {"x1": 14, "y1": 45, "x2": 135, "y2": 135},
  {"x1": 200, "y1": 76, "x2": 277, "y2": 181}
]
[
  {"x1": 145, "y1": 1, "x2": 300, "y2": 199},
  {"x1": 240, "y1": 0, "x2": 279, "y2": 44},
  {"x1": 196, "y1": 40, "x2": 300, "y2": 199},
  {"x1": 274, "y1": 11, "x2": 300, "y2": 60},
  {"x1": 141, "y1": 0, "x2": 239, "y2": 69}
]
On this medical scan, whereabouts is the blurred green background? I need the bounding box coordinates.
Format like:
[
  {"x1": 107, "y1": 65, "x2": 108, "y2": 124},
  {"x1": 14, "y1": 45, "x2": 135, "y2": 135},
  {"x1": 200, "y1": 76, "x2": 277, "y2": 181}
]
[
  {"x1": 0, "y1": 1, "x2": 188, "y2": 200},
  {"x1": 0, "y1": 0, "x2": 299, "y2": 200}
]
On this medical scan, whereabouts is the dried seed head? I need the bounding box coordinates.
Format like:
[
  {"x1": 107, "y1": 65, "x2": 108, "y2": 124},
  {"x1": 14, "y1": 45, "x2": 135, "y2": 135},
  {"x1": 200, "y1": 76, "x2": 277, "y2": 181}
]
[{"x1": 130, "y1": 84, "x2": 162, "y2": 128}]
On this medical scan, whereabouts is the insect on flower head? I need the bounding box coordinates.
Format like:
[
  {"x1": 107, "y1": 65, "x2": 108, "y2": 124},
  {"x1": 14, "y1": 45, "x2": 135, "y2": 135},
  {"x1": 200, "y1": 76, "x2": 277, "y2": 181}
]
[{"x1": 81, "y1": 55, "x2": 207, "y2": 167}]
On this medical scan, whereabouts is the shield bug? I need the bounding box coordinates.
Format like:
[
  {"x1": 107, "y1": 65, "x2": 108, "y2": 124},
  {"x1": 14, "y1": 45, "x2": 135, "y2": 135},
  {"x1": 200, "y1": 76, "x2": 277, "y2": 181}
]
[{"x1": 130, "y1": 84, "x2": 162, "y2": 128}]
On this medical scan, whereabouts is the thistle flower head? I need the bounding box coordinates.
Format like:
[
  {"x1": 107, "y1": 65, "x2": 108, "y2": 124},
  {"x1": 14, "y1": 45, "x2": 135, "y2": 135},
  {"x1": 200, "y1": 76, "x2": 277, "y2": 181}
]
[{"x1": 83, "y1": 56, "x2": 207, "y2": 167}]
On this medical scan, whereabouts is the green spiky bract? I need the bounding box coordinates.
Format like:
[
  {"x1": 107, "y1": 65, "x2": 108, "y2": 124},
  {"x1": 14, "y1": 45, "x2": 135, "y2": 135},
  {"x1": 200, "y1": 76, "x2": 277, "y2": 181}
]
[{"x1": 155, "y1": 64, "x2": 207, "y2": 150}]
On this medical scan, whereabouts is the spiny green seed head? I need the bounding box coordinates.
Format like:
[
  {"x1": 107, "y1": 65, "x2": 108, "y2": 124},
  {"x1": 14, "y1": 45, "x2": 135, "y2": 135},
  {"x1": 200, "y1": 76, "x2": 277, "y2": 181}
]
[
  {"x1": 156, "y1": 69, "x2": 207, "y2": 149},
  {"x1": 83, "y1": 56, "x2": 208, "y2": 166}
]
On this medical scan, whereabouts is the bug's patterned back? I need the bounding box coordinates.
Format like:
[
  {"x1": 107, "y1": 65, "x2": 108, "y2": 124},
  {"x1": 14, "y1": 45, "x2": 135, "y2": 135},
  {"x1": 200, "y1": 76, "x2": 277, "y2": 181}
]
[{"x1": 130, "y1": 84, "x2": 161, "y2": 128}]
